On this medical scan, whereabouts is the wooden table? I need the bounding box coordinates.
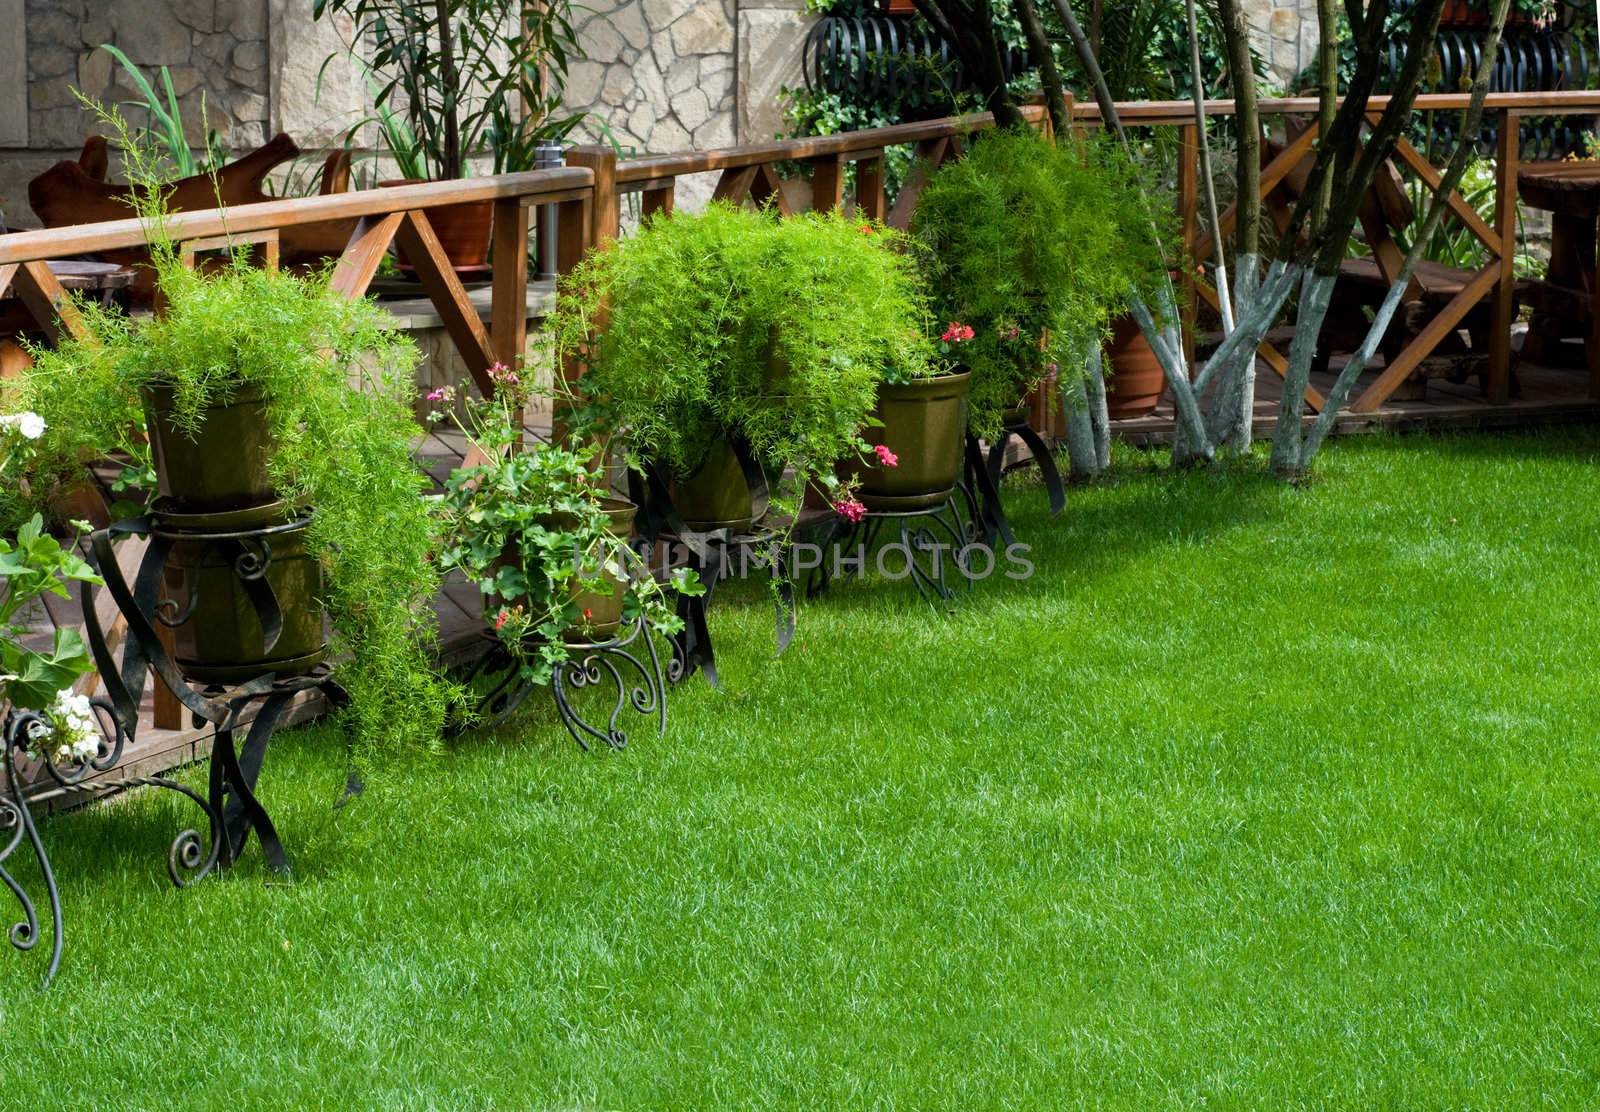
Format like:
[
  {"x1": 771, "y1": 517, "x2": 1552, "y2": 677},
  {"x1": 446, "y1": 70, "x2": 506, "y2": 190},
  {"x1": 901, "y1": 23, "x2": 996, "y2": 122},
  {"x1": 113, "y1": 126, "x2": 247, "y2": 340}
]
[
  {"x1": 1515, "y1": 161, "x2": 1600, "y2": 395},
  {"x1": 0, "y1": 260, "x2": 134, "y2": 378}
]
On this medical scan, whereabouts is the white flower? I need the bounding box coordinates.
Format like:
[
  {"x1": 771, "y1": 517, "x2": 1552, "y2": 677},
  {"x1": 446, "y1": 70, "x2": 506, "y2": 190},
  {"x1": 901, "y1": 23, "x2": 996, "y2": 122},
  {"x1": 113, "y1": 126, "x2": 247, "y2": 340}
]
[
  {"x1": 40, "y1": 689, "x2": 101, "y2": 764},
  {"x1": 0, "y1": 411, "x2": 46, "y2": 440}
]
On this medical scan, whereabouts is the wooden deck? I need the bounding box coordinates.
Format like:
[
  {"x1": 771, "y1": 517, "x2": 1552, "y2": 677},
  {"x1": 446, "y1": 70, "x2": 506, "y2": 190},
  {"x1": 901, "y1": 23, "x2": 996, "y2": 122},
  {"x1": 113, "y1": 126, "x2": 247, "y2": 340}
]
[
  {"x1": 9, "y1": 343, "x2": 1598, "y2": 804},
  {"x1": 1110, "y1": 333, "x2": 1600, "y2": 445}
]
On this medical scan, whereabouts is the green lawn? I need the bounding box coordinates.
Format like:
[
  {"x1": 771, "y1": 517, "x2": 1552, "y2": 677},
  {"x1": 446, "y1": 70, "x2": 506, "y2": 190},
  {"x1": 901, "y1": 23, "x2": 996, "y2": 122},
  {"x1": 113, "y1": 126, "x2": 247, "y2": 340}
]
[{"x1": 5, "y1": 427, "x2": 1600, "y2": 1108}]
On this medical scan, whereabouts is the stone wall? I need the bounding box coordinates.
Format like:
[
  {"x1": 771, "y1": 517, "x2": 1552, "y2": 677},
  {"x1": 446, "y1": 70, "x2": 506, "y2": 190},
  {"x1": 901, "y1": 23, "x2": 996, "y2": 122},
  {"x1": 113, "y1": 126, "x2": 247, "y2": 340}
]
[
  {"x1": 0, "y1": 0, "x2": 368, "y2": 228},
  {"x1": 1244, "y1": 0, "x2": 1320, "y2": 91},
  {"x1": 25, "y1": 0, "x2": 271, "y2": 153},
  {"x1": 0, "y1": 0, "x2": 812, "y2": 226},
  {"x1": 563, "y1": 0, "x2": 812, "y2": 210}
]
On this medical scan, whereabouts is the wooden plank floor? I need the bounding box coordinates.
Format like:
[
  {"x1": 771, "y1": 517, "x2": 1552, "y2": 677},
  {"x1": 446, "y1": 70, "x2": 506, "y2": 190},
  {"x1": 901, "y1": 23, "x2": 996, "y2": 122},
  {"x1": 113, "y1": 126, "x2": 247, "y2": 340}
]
[
  {"x1": 1110, "y1": 336, "x2": 1600, "y2": 445},
  {"x1": 9, "y1": 348, "x2": 1598, "y2": 803}
]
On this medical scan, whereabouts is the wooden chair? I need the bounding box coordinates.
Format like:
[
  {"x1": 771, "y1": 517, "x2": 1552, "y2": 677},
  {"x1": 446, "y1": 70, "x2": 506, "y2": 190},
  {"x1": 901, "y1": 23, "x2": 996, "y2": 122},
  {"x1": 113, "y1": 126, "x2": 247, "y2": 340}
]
[
  {"x1": 1264, "y1": 120, "x2": 1509, "y2": 400},
  {"x1": 27, "y1": 134, "x2": 357, "y2": 301}
]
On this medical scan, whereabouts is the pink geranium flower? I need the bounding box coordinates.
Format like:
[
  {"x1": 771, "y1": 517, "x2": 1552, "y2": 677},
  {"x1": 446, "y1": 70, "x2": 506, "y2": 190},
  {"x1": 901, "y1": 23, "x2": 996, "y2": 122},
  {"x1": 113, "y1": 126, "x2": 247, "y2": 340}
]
[
  {"x1": 873, "y1": 444, "x2": 899, "y2": 468},
  {"x1": 834, "y1": 498, "x2": 867, "y2": 524},
  {"x1": 941, "y1": 322, "x2": 975, "y2": 344},
  {"x1": 494, "y1": 608, "x2": 511, "y2": 631}
]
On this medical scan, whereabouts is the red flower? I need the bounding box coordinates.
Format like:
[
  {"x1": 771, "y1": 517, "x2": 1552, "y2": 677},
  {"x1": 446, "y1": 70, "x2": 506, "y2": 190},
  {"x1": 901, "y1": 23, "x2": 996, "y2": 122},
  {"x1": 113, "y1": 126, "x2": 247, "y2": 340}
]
[
  {"x1": 873, "y1": 444, "x2": 899, "y2": 468},
  {"x1": 941, "y1": 322, "x2": 975, "y2": 344},
  {"x1": 834, "y1": 498, "x2": 867, "y2": 524},
  {"x1": 494, "y1": 608, "x2": 511, "y2": 631},
  {"x1": 859, "y1": 223, "x2": 875, "y2": 235},
  {"x1": 583, "y1": 607, "x2": 593, "y2": 621}
]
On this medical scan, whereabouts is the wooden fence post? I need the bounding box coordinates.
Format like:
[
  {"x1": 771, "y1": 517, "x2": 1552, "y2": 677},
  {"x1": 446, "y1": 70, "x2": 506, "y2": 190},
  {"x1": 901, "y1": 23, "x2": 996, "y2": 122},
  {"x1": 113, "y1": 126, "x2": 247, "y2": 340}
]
[
  {"x1": 810, "y1": 155, "x2": 846, "y2": 212},
  {"x1": 565, "y1": 146, "x2": 619, "y2": 249},
  {"x1": 1489, "y1": 109, "x2": 1518, "y2": 405},
  {"x1": 552, "y1": 185, "x2": 597, "y2": 441}
]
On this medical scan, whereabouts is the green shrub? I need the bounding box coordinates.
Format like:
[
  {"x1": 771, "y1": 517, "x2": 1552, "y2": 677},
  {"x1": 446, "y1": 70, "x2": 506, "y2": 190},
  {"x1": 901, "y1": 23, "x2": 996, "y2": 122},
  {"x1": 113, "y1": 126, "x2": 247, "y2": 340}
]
[
  {"x1": 17, "y1": 257, "x2": 452, "y2": 758},
  {"x1": 912, "y1": 128, "x2": 1171, "y2": 436},
  {"x1": 556, "y1": 203, "x2": 933, "y2": 506},
  {"x1": 9, "y1": 101, "x2": 454, "y2": 759}
]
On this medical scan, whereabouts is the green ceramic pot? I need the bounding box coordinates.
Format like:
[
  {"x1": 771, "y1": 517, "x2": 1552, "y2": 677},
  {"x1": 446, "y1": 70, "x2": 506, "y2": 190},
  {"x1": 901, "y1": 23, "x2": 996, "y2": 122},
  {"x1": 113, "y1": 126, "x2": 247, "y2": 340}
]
[
  {"x1": 672, "y1": 438, "x2": 754, "y2": 533},
  {"x1": 489, "y1": 497, "x2": 639, "y2": 643},
  {"x1": 856, "y1": 371, "x2": 972, "y2": 511},
  {"x1": 143, "y1": 383, "x2": 277, "y2": 512},
  {"x1": 152, "y1": 500, "x2": 327, "y2": 683}
]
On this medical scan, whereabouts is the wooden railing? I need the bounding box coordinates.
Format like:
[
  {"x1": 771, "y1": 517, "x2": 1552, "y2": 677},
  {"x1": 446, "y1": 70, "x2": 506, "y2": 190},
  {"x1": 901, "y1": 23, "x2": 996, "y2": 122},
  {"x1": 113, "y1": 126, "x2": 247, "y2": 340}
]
[
  {"x1": 4, "y1": 92, "x2": 1600, "y2": 418},
  {"x1": 0, "y1": 109, "x2": 1043, "y2": 405},
  {"x1": 1073, "y1": 89, "x2": 1600, "y2": 411},
  {"x1": 0, "y1": 168, "x2": 597, "y2": 401}
]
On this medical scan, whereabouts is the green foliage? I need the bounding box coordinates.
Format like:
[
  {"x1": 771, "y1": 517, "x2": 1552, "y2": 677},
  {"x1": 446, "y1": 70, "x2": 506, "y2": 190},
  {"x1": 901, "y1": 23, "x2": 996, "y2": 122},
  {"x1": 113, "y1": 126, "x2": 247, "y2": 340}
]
[
  {"x1": 96, "y1": 44, "x2": 230, "y2": 177},
  {"x1": 912, "y1": 128, "x2": 1171, "y2": 436},
  {"x1": 313, "y1": 0, "x2": 586, "y2": 179},
  {"x1": 0, "y1": 322, "x2": 149, "y2": 536},
  {"x1": 19, "y1": 259, "x2": 450, "y2": 757},
  {"x1": 431, "y1": 373, "x2": 697, "y2": 686},
  {"x1": 1074, "y1": 0, "x2": 1256, "y2": 101},
  {"x1": 781, "y1": 0, "x2": 1259, "y2": 162},
  {"x1": 0, "y1": 515, "x2": 101, "y2": 714},
  {"x1": 8, "y1": 106, "x2": 451, "y2": 758},
  {"x1": 777, "y1": 89, "x2": 922, "y2": 198},
  {"x1": 555, "y1": 204, "x2": 934, "y2": 503}
]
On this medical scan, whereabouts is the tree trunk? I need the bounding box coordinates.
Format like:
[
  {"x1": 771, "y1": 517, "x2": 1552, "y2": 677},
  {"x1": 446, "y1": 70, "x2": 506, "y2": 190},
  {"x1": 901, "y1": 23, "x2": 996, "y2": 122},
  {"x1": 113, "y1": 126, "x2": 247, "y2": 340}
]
[
  {"x1": 436, "y1": 0, "x2": 462, "y2": 180},
  {"x1": 1185, "y1": 0, "x2": 1232, "y2": 333},
  {"x1": 911, "y1": 0, "x2": 1024, "y2": 128},
  {"x1": 1271, "y1": 0, "x2": 1509, "y2": 474},
  {"x1": 1012, "y1": 0, "x2": 1069, "y2": 134}
]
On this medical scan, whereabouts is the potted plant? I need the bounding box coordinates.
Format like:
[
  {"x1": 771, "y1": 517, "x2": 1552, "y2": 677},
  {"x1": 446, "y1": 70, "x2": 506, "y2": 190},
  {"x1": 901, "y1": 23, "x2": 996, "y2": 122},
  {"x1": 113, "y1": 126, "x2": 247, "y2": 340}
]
[
  {"x1": 430, "y1": 366, "x2": 697, "y2": 686},
  {"x1": 555, "y1": 203, "x2": 931, "y2": 531},
  {"x1": 912, "y1": 128, "x2": 1165, "y2": 438},
  {"x1": 1103, "y1": 314, "x2": 1167, "y2": 420},
  {"x1": 316, "y1": 0, "x2": 587, "y2": 273},
  {"x1": 13, "y1": 116, "x2": 453, "y2": 756},
  {"x1": 847, "y1": 321, "x2": 972, "y2": 512}
]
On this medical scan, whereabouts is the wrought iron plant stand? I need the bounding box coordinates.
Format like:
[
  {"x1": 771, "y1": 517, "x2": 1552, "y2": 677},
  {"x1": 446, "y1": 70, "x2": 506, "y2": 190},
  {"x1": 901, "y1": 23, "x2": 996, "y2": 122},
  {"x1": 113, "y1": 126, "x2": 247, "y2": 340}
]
[
  {"x1": 3, "y1": 506, "x2": 340, "y2": 988},
  {"x1": 809, "y1": 482, "x2": 982, "y2": 607},
  {"x1": 982, "y1": 414, "x2": 1066, "y2": 526},
  {"x1": 628, "y1": 455, "x2": 801, "y2": 689},
  {"x1": 453, "y1": 618, "x2": 668, "y2": 751}
]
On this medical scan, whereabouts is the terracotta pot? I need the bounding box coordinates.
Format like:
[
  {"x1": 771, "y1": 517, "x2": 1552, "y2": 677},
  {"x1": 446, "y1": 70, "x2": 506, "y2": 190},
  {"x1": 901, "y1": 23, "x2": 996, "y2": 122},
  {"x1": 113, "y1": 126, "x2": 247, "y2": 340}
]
[
  {"x1": 1104, "y1": 315, "x2": 1167, "y2": 420},
  {"x1": 153, "y1": 500, "x2": 327, "y2": 683},
  {"x1": 671, "y1": 439, "x2": 755, "y2": 534},
  {"x1": 1439, "y1": 0, "x2": 1487, "y2": 24},
  {"x1": 46, "y1": 479, "x2": 110, "y2": 532},
  {"x1": 380, "y1": 180, "x2": 494, "y2": 275},
  {"x1": 489, "y1": 497, "x2": 638, "y2": 643},
  {"x1": 142, "y1": 383, "x2": 278, "y2": 512},
  {"x1": 854, "y1": 371, "x2": 972, "y2": 511}
]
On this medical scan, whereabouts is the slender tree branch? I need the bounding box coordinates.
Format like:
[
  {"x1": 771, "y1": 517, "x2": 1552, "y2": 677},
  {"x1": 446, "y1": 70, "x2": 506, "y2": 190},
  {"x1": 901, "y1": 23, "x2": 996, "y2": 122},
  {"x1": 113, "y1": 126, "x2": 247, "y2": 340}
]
[
  {"x1": 1302, "y1": 0, "x2": 1511, "y2": 460},
  {"x1": 436, "y1": 0, "x2": 462, "y2": 180},
  {"x1": 1050, "y1": 0, "x2": 1126, "y2": 143},
  {"x1": 1185, "y1": 0, "x2": 1233, "y2": 333},
  {"x1": 1213, "y1": 0, "x2": 1260, "y2": 261},
  {"x1": 1013, "y1": 0, "x2": 1069, "y2": 133}
]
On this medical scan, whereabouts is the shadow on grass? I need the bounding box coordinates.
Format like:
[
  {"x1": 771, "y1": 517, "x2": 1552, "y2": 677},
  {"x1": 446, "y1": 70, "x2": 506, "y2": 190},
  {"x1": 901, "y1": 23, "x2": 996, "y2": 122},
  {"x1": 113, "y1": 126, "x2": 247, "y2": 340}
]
[{"x1": 794, "y1": 459, "x2": 1292, "y2": 618}]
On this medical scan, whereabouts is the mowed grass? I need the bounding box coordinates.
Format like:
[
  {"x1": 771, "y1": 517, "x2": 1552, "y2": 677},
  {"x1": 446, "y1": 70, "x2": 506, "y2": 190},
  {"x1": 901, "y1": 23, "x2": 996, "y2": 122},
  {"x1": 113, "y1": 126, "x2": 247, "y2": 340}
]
[{"x1": 4, "y1": 427, "x2": 1600, "y2": 1108}]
